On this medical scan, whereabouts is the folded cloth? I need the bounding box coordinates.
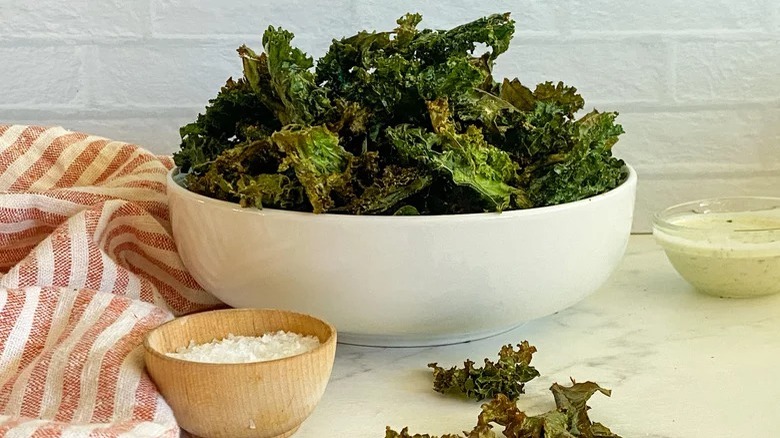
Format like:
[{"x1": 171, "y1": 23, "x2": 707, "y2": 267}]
[{"x1": 0, "y1": 125, "x2": 223, "y2": 437}]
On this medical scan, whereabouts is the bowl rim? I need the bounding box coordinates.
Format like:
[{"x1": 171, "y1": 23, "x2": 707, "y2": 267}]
[
  {"x1": 143, "y1": 308, "x2": 337, "y2": 367},
  {"x1": 652, "y1": 195, "x2": 780, "y2": 235},
  {"x1": 166, "y1": 163, "x2": 636, "y2": 222}
]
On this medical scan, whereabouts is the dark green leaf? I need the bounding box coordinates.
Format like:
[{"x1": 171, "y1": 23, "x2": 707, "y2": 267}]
[
  {"x1": 262, "y1": 26, "x2": 332, "y2": 125},
  {"x1": 384, "y1": 426, "x2": 494, "y2": 438},
  {"x1": 272, "y1": 125, "x2": 353, "y2": 213},
  {"x1": 393, "y1": 205, "x2": 421, "y2": 215},
  {"x1": 428, "y1": 341, "x2": 540, "y2": 401},
  {"x1": 409, "y1": 12, "x2": 515, "y2": 64},
  {"x1": 470, "y1": 383, "x2": 621, "y2": 438},
  {"x1": 349, "y1": 166, "x2": 431, "y2": 214},
  {"x1": 527, "y1": 110, "x2": 625, "y2": 206},
  {"x1": 385, "y1": 125, "x2": 440, "y2": 165},
  {"x1": 184, "y1": 138, "x2": 308, "y2": 211},
  {"x1": 550, "y1": 380, "x2": 621, "y2": 438},
  {"x1": 427, "y1": 99, "x2": 529, "y2": 210},
  {"x1": 499, "y1": 78, "x2": 535, "y2": 112},
  {"x1": 395, "y1": 13, "x2": 423, "y2": 46},
  {"x1": 533, "y1": 81, "x2": 585, "y2": 118},
  {"x1": 173, "y1": 78, "x2": 277, "y2": 172}
]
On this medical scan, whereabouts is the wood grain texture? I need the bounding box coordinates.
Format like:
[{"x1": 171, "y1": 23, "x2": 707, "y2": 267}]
[{"x1": 143, "y1": 308, "x2": 337, "y2": 438}]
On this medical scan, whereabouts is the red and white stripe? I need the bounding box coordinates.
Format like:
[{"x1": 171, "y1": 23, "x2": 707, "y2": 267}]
[{"x1": 0, "y1": 125, "x2": 223, "y2": 437}]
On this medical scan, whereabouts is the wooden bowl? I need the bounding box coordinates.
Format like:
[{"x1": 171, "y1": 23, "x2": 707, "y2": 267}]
[{"x1": 143, "y1": 308, "x2": 337, "y2": 438}]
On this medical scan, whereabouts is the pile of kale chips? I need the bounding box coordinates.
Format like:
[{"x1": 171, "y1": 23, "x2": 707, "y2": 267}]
[
  {"x1": 386, "y1": 343, "x2": 622, "y2": 437},
  {"x1": 174, "y1": 13, "x2": 627, "y2": 215}
]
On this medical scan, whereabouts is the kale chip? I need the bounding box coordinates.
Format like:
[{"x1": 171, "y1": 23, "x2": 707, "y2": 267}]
[{"x1": 428, "y1": 342, "x2": 540, "y2": 401}]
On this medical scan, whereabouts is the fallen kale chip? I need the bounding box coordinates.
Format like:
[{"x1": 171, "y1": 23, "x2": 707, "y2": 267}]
[
  {"x1": 428, "y1": 342, "x2": 540, "y2": 401},
  {"x1": 174, "y1": 12, "x2": 627, "y2": 214},
  {"x1": 385, "y1": 425, "x2": 494, "y2": 438},
  {"x1": 387, "y1": 380, "x2": 621, "y2": 438}
]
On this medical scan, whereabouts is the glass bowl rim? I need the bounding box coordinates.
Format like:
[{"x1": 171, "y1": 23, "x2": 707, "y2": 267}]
[{"x1": 652, "y1": 195, "x2": 780, "y2": 235}]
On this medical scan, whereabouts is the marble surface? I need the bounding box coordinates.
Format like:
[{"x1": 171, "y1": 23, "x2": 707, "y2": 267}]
[{"x1": 294, "y1": 234, "x2": 780, "y2": 438}]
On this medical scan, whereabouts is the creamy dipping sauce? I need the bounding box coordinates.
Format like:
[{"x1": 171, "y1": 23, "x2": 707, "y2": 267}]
[{"x1": 654, "y1": 210, "x2": 780, "y2": 298}]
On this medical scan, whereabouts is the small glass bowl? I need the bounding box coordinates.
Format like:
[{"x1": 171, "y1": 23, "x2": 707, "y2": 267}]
[{"x1": 652, "y1": 196, "x2": 780, "y2": 298}]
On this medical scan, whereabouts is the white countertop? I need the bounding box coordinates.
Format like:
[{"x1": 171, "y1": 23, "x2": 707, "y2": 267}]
[{"x1": 295, "y1": 234, "x2": 780, "y2": 438}]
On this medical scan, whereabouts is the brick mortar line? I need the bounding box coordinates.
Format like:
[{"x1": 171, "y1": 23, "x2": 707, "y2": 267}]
[
  {"x1": 0, "y1": 29, "x2": 776, "y2": 47},
  {"x1": 591, "y1": 100, "x2": 780, "y2": 113},
  {"x1": 1, "y1": 100, "x2": 777, "y2": 121},
  {"x1": 562, "y1": 29, "x2": 778, "y2": 41},
  {"x1": 0, "y1": 106, "x2": 201, "y2": 119},
  {"x1": 633, "y1": 168, "x2": 780, "y2": 179},
  {"x1": 1, "y1": 96, "x2": 778, "y2": 114},
  {"x1": 0, "y1": 37, "x2": 252, "y2": 49},
  {"x1": 1, "y1": 110, "x2": 766, "y2": 129}
]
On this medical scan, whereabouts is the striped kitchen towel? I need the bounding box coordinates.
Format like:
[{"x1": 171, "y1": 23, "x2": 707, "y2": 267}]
[{"x1": 0, "y1": 125, "x2": 223, "y2": 437}]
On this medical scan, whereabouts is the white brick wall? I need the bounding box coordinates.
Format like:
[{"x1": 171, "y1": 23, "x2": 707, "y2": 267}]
[{"x1": 2, "y1": 0, "x2": 778, "y2": 232}]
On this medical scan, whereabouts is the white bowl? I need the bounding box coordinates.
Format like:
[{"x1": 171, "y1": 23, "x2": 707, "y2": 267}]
[{"x1": 167, "y1": 166, "x2": 637, "y2": 347}]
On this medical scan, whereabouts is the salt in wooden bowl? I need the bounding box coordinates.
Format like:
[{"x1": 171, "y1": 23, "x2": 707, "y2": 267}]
[{"x1": 143, "y1": 308, "x2": 337, "y2": 438}]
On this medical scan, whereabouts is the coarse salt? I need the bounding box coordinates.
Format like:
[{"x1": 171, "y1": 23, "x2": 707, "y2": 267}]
[{"x1": 166, "y1": 331, "x2": 320, "y2": 363}]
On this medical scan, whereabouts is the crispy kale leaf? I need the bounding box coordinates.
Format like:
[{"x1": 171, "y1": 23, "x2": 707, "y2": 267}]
[
  {"x1": 549, "y1": 380, "x2": 621, "y2": 438},
  {"x1": 426, "y1": 98, "x2": 529, "y2": 210},
  {"x1": 428, "y1": 342, "x2": 540, "y2": 401},
  {"x1": 388, "y1": 380, "x2": 621, "y2": 438},
  {"x1": 173, "y1": 77, "x2": 278, "y2": 173},
  {"x1": 385, "y1": 426, "x2": 496, "y2": 438},
  {"x1": 260, "y1": 27, "x2": 333, "y2": 125},
  {"x1": 349, "y1": 165, "x2": 431, "y2": 214},
  {"x1": 526, "y1": 110, "x2": 625, "y2": 206},
  {"x1": 455, "y1": 78, "x2": 626, "y2": 208},
  {"x1": 176, "y1": 13, "x2": 627, "y2": 215},
  {"x1": 384, "y1": 101, "x2": 530, "y2": 212},
  {"x1": 315, "y1": 13, "x2": 513, "y2": 127},
  {"x1": 184, "y1": 137, "x2": 307, "y2": 210},
  {"x1": 476, "y1": 382, "x2": 621, "y2": 438},
  {"x1": 272, "y1": 126, "x2": 352, "y2": 213}
]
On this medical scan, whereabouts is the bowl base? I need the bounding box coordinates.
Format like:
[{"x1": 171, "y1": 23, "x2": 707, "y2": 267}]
[
  {"x1": 183, "y1": 425, "x2": 299, "y2": 438},
  {"x1": 272, "y1": 426, "x2": 300, "y2": 438},
  {"x1": 337, "y1": 322, "x2": 526, "y2": 348},
  {"x1": 694, "y1": 287, "x2": 780, "y2": 299}
]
